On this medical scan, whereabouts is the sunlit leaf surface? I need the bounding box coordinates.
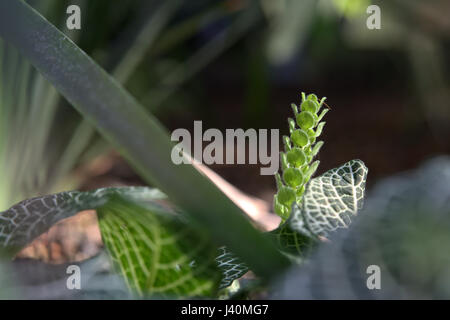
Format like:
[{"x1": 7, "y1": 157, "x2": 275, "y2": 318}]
[
  {"x1": 98, "y1": 197, "x2": 221, "y2": 297},
  {"x1": 290, "y1": 159, "x2": 368, "y2": 237}
]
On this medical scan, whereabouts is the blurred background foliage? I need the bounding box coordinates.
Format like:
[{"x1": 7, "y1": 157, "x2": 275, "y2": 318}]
[{"x1": 1, "y1": 0, "x2": 449, "y2": 211}]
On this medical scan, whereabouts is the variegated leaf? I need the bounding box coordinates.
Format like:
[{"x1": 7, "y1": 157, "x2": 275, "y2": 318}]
[
  {"x1": 216, "y1": 246, "x2": 249, "y2": 289},
  {"x1": 0, "y1": 187, "x2": 164, "y2": 256},
  {"x1": 290, "y1": 159, "x2": 368, "y2": 237},
  {"x1": 273, "y1": 157, "x2": 450, "y2": 299},
  {"x1": 97, "y1": 196, "x2": 221, "y2": 297},
  {"x1": 0, "y1": 187, "x2": 222, "y2": 297},
  {"x1": 270, "y1": 224, "x2": 314, "y2": 259}
]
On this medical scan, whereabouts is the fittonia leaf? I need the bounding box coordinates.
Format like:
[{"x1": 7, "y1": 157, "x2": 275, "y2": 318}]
[{"x1": 0, "y1": 187, "x2": 222, "y2": 297}]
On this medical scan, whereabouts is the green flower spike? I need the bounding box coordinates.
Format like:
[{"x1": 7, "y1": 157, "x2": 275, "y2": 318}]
[{"x1": 274, "y1": 93, "x2": 329, "y2": 222}]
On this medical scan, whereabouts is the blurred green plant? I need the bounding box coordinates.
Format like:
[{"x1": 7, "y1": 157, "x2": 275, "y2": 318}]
[
  {"x1": 0, "y1": 0, "x2": 290, "y2": 290},
  {"x1": 0, "y1": 0, "x2": 374, "y2": 300},
  {"x1": 0, "y1": 0, "x2": 264, "y2": 211},
  {"x1": 332, "y1": 0, "x2": 370, "y2": 17}
]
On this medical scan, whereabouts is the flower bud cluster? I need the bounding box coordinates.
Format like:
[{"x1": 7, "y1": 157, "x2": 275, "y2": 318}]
[{"x1": 274, "y1": 93, "x2": 329, "y2": 221}]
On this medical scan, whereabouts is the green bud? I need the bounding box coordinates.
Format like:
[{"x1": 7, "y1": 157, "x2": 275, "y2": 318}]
[
  {"x1": 291, "y1": 129, "x2": 309, "y2": 147},
  {"x1": 301, "y1": 99, "x2": 319, "y2": 114},
  {"x1": 307, "y1": 93, "x2": 318, "y2": 102},
  {"x1": 286, "y1": 147, "x2": 306, "y2": 167},
  {"x1": 275, "y1": 93, "x2": 328, "y2": 218},
  {"x1": 296, "y1": 111, "x2": 315, "y2": 130},
  {"x1": 277, "y1": 186, "x2": 296, "y2": 207},
  {"x1": 283, "y1": 167, "x2": 304, "y2": 188}
]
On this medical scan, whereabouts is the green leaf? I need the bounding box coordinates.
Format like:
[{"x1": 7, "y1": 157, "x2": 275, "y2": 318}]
[
  {"x1": 97, "y1": 196, "x2": 221, "y2": 297},
  {"x1": 305, "y1": 160, "x2": 320, "y2": 180},
  {"x1": 0, "y1": 186, "x2": 224, "y2": 297},
  {"x1": 214, "y1": 224, "x2": 316, "y2": 289},
  {"x1": 296, "y1": 111, "x2": 315, "y2": 130},
  {"x1": 290, "y1": 159, "x2": 368, "y2": 237},
  {"x1": 315, "y1": 122, "x2": 326, "y2": 137},
  {"x1": 215, "y1": 162, "x2": 368, "y2": 288},
  {"x1": 277, "y1": 186, "x2": 296, "y2": 208},
  {"x1": 0, "y1": 0, "x2": 289, "y2": 277},
  {"x1": 215, "y1": 217, "x2": 319, "y2": 289},
  {"x1": 317, "y1": 108, "x2": 329, "y2": 122},
  {"x1": 301, "y1": 99, "x2": 319, "y2": 114},
  {"x1": 213, "y1": 222, "x2": 315, "y2": 289},
  {"x1": 291, "y1": 129, "x2": 309, "y2": 148},
  {"x1": 216, "y1": 247, "x2": 249, "y2": 289},
  {"x1": 286, "y1": 148, "x2": 307, "y2": 167},
  {"x1": 267, "y1": 160, "x2": 368, "y2": 267},
  {"x1": 0, "y1": 187, "x2": 165, "y2": 257},
  {"x1": 273, "y1": 157, "x2": 450, "y2": 299},
  {"x1": 311, "y1": 141, "x2": 324, "y2": 157},
  {"x1": 270, "y1": 224, "x2": 314, "y2": 259},
  {"x1": 283, "y1": 168, "x2": 304, "y2": 188}
]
